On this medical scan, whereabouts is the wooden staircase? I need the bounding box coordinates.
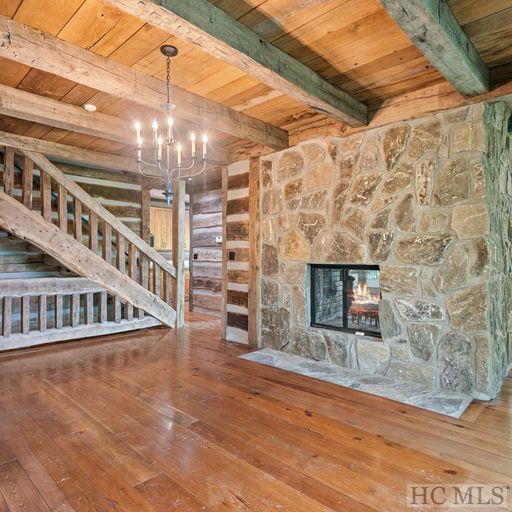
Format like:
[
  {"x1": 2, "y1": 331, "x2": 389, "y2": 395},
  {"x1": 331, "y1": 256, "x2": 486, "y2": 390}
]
[{"x1": 0, "y1": 146, "x2": 177, "y2": 349}]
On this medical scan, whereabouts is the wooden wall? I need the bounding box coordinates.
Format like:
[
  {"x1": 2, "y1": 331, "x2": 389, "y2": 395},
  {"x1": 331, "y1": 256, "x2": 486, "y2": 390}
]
[
  {"x1": 189, "y1": 188, "x2": 223, "y2": 316},
  {"x1": 221, "y1": 159, "x2": 260, "y2": 345}
]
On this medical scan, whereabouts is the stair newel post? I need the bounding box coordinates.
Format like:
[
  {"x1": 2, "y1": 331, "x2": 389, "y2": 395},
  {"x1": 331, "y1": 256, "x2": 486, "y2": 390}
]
[
  {"x1": 102, "y1": 222, "x2": 112, "y2": 264},
  {"x1": 41, "y1": 170, "x2": 52, "y2": 223},
  {"x1": 2, "y1": 147, "x2": 14, "y2": 197},
  {"x1": 74, "y1": 199, "x2": 82, "y2": 242},
  {"x1": 38, "y1": 295, "x2": 47, "y2": 332},
  {"x1": 172, "y1": 179, "x2": 185, "y2": 328},
  {"x1": 57, "y1": 184, "x2": 67, "y2": 233},
  {"x1": 89, "y1": 211, "x2": 98, "y2": 254},
  {"x1": 2, "y1": 297, "x2": 11, "y2": 337},
  {"x1": 22, "y1": 155, "x2": 33, "y2": 209}
]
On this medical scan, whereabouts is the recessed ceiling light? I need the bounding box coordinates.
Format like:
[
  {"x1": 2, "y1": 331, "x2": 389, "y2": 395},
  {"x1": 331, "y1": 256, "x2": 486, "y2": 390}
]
[{"x1": 83, "y1": 103, "x2": 97, "y2": 112}]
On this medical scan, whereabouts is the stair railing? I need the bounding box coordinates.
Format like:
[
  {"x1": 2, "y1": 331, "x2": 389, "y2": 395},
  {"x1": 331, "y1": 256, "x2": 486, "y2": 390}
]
[{"x1": 1, "y1": 146, "x2": 175, "y2": 310}]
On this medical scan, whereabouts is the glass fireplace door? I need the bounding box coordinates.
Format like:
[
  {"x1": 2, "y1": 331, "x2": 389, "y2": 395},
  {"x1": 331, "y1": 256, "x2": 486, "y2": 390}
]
[{"x1": 310, "y1": 265, "x2": 381, "y2": 337}]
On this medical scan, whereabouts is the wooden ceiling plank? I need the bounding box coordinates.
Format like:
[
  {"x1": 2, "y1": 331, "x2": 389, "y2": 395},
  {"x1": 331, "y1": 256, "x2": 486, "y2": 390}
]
[
  {"x1": 102, "y1": 0, "x2": 368, "y2": 126},
  {"x1": 0, "y1": 15, "x2": 288, "y2": 150},
  {"x1": 380, "y1": 0, "x2": 490, "y2": 96}
]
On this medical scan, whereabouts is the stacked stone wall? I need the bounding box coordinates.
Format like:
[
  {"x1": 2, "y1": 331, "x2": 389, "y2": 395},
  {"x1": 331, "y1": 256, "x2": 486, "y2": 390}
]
[{"x1": 259, "y1": 102, "x2": 506, "y2": 399}]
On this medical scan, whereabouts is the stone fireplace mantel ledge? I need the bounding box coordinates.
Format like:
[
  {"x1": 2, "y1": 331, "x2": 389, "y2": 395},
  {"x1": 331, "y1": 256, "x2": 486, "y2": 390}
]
[{"x1": 241, "y1": 349, "x2": 472, "y2": 418}]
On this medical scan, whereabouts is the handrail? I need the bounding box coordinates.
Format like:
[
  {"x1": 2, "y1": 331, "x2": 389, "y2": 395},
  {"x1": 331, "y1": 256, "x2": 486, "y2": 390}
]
[
  {"x1": 0, "y1": 277, "x2": 103, "y2": 296},
  {"x1": 23, "y1": 150, "x2": 176, "y2": 278}
]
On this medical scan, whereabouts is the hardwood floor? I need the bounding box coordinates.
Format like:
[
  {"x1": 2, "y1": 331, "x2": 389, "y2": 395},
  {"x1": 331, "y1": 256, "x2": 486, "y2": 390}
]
[{"x1": 0, "y1": 311, "x2": 510, "y2": 511}]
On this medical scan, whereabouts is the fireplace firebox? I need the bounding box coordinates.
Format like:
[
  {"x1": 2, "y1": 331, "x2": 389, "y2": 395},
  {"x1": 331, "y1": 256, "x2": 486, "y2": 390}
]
[{"x1": 310, "y1": 264, "x2": 381, "y2": 337}]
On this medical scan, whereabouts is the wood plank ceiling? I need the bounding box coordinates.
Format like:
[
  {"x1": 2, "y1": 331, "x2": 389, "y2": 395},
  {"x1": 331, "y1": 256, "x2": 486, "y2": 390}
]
[{"x1": 0, "y1": 0, "x2": 511, "y2": 161}]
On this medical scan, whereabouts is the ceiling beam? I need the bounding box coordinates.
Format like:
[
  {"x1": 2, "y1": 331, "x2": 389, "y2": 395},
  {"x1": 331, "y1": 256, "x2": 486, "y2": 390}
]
[
  {"x1": 103, "y1": 0, "x2": 368, "y2": 127},
  {"x1": 0, "y1": 84, "x2": 229, "y2": 165},
  {"x1": 0, "y1": 16, "x2": 288, "y2": 150},
  {"x1": 380, "y1": 0, "x2": 489, "y2": 96},
  {"x1": 0, "y1": 131, "x2": 230, "y2": 176}
]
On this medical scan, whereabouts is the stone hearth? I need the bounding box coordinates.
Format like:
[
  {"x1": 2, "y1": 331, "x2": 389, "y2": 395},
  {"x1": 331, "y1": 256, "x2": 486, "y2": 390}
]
[{"x1": 258, "y1": 102, "x2": 512, "y2": 401}]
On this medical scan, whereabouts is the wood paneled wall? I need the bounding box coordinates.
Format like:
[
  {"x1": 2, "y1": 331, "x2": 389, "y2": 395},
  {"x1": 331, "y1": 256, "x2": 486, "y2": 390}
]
[
  {"x1": 221, "y1": 159, "x2": 260, "y2": 345},
  {"x1": 189, "y1": 188, "x2": 223, "y2": 316}
]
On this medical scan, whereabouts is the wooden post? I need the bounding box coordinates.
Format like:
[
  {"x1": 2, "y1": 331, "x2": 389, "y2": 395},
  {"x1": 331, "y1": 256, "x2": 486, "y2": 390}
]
[
  {"x1": 41, "y1": 171, "x2": 52, "y2": 223},
  {"x1": 2, "y1": 147, "x2": 14, "y2": 197},
  {"x1": 57, "y1": 184, "x2": 67, "y2": 233},
  {"x1": 55, "y1": 294, "x2": 63, "y2": 329},
  {"x1": 71, "y1": 293, "x2": 80, "y2": 327},
  {"x1": 22, "y1": 155, "x2": 33, "y2": 209},
  {"x1": 172, "y1": 179, "x2": 186, "y2": 328},
  {"x1": 220, "y1": 167, "x2": 228, "y2": 340},
  {"x1": 102, "y1": 222, "x2": 111, "y2": 264},
  {"x1": 248, "y1": 157, "x2": 260, "y2": 347},
  {"x1": 21, "y1": 295, "x2": 30, "y2": 334},
  {"x1": 89, "y1": 211, "x2": 98, "y2": 254},
  {"x1": 2, "y1": 297, "x2": 11, "y2": 337},
  {"x1": 74, "y1": 199, "x2": 82, "y2": 242},
  {"x1": 38, "y1": 295, "x2": 47, "y2": 332},
  {"x1": 188, "y1": 196, "x2": 194, "y2": 310},
  {"x1": 99, "y1": 291, "x2": 107, "y2": 323},
  {"x1": 140, "y1": 179, "x2": 151, "y2": 244},
  {"x1": 86, "y1": 292, "x2": 94, "y2": 324}
]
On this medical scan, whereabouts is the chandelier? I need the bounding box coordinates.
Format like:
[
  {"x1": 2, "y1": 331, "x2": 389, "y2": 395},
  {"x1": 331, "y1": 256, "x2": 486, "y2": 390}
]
[{"x1": 134, "y1": 45, "x2": 208, "y2": 204}]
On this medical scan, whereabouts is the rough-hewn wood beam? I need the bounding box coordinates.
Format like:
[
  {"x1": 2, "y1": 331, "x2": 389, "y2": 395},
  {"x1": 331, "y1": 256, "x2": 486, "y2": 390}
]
[
  {"x1": 0, "y1": 131, "x2": 229, "y2": 172},
  {"x1": 380, "y1": 0, "x2": 489, "y2": 96},
  {"x1": 0, "y1": 84, "x2": 132, "y2": 144},
  {"x1": 0, "y1": 16, "x2": 288, "y2": 150},
  {"x1": 103, "y1": 0, "x2": 368, "y2": 127}
]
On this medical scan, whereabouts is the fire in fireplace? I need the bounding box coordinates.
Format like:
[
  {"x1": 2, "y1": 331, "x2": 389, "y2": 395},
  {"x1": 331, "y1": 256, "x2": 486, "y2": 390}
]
[{"x1": 310, "y1": 264, "x2": 381, "y2": 337}]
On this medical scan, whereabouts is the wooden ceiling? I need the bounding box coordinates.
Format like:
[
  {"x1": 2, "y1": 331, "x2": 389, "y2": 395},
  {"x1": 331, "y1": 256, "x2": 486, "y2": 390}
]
[{"x1": 0, "y1": 0, "x2": 511, "y2": 162}]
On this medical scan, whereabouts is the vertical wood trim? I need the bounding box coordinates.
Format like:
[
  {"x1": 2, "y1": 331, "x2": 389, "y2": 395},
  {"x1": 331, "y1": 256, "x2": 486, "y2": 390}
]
[
  {"x1": 141, "y1": 180, "x2": 151, "y2": 243},
  {"x1": 41, "y1": 171, "x2": 52, "y2": 223},
  {"x1": 102, "y1": 222, "x2": 112, "y2": 264},
  {"x1": 58, "y1": 184, "x2": 67, "y2": 233},
  {"x1": 74, "y1": 199, "x2": 82, "y2": 242},
  {"x1": 2, "y1": 297, "x2": 11, "y2": 337},
  {"x1": 248, "y1": 157, "x2": 260, "y2": 347},
  {"x1": 188, "y1": 196, "x2": 194, "y2": 311},
  {"x1": 22, "y1": 156, "x2": 33, "y2": 209},
  {"x1": 71, "y1": 293, "x2": 80, "y2": 327},
  {"x1": 21, "y1": 295, "x2": 30, "y2": 334},
  {"x1": 172, "y1": 179, "x2": 185, "y2": 327},
  {"x1": 86, "y1": 292, "x2": 94, "y2": 324},
  {"x1": 99, "y1": 291, "x2": 107, "y2": 323},
  {"x1": 220, "y1": 166, "x2": 228, "y2": 340},
  {"x1": 55, "y1": 294, "x2": 63, "y2": 329},
  {"x1": 3, "y1": 147, "x2": 14, "y2": 196},
  {"x1": 38, "y1": 295, "x2": 47, "y2": 332},
  {"x1": 89, "y1": 211, "x2": 98, "y2": 253}
]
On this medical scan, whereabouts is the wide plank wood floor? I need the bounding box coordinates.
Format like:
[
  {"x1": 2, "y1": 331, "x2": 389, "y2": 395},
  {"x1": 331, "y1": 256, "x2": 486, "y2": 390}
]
[{"x1": 0, "y1": 311, "x2": 510, "y2": 511}]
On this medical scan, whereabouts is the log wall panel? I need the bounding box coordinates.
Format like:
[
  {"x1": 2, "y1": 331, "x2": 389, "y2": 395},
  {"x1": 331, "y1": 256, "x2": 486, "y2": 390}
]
[{"x1": 189, "y1": 187, "x2": 223, "y2": 316}]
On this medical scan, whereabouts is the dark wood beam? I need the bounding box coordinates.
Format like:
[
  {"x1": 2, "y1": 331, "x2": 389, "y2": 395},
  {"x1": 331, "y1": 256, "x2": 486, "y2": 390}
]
[
  {"x1": 380, "y1": 0, "x2": 489, "y2": 96},
  {"x1": 103, "y1": 0, "x2": 368, "y2": 127}
]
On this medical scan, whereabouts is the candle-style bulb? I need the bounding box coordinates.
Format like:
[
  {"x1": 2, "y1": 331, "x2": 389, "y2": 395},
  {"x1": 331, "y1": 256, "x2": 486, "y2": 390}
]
[
  {"x1": 191, "y1": 133, "x2": 196, "y2": 157},
  {"x1": 167, "y1": 116, "x2": 174, "y2": 143},
  {"x1": 152, "y1": 119, "x2": 159, "y2": 147},
  {"x1": 167, "y1": 117, "x2": 174, "y2": 127},
  {"x1": 152, "y1": 119, "x2": 159, "y2": 131},
  {"x1": 202, "y1": 133, "x2": 208, "y2": 159},
  {"x1": 157, "y1": 136, "x2": 163, "y2": 161},
  {"x1": 177, "y1": 143, "x2": 182, "y2": 166},
  {"x1": 134, "y1": 120, "x2": 141, "y2": 133}
]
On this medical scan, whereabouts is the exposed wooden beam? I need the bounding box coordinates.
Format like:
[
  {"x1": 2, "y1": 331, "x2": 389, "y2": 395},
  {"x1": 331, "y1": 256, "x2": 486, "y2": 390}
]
[
  {"x1": 0, "y1": 16, "x2": 288, "y2": 150},
  {"x1": 0, "y1": 84, "x2": 132, "y2": 144},
  {"x1": 380, "y1": 0, "x2": 489, "y2": 96},
  {"x1": 0, "y1": 131, "x2": 229, "y2": 173},
  {"x1": 103, "y1": 0, "x2": 368, "y2": 127}
]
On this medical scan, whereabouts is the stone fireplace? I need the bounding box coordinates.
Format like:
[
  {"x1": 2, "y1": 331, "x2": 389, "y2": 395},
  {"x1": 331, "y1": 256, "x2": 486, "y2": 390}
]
[{"x1": 257, "y1": 101, "x2": 512, "y2": 401}]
